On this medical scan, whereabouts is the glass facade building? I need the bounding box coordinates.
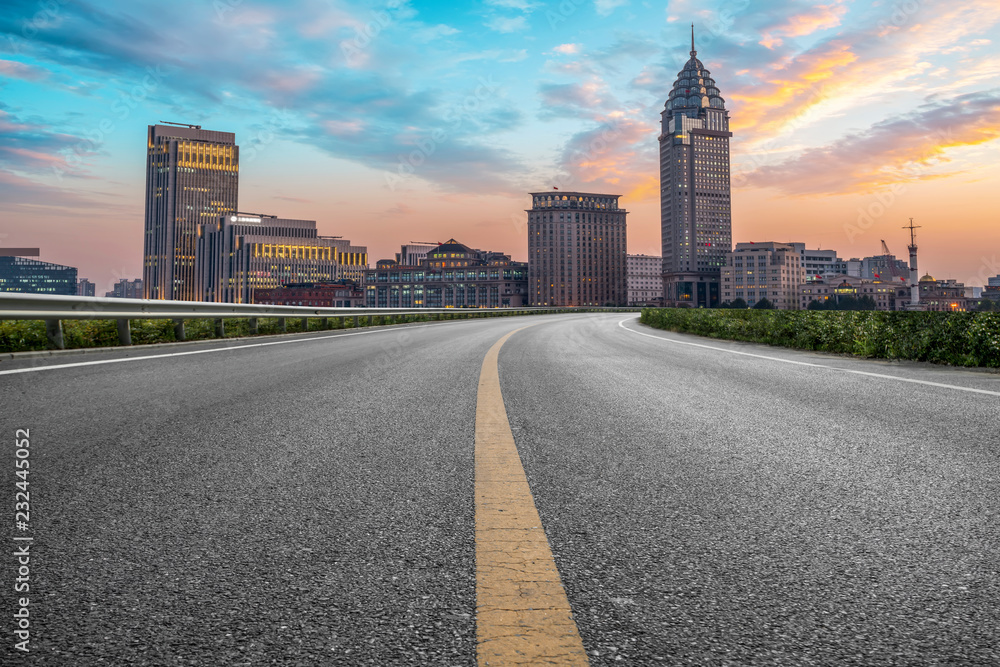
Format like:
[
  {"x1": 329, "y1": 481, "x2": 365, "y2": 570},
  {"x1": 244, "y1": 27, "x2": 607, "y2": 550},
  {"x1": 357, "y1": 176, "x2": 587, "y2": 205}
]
[
  {"x1": 0, "y1": 256, "x2": 77, "y2": 295},
  {"x1": 144, "y1": 124, "x2": 239, "y2": 301},
  {"x1": 197, "y1": 214, "x2": 367, "y2": 304}
]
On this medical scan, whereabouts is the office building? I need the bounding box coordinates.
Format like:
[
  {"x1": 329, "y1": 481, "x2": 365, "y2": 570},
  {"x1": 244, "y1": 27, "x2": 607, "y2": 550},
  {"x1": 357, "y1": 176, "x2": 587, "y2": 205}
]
[
  {"x1": 366, "y1": 239, "x2": 527, "y2": 308},
  {"x1": 526, "y1": 192, "x2": 627, "y2": 306},
  {"x1": 787, "y1": 244, "x2": 855, "y2": 281},
  {"x1": 77, "y1": 279, "x2": 96, "y2": 297},
  {"x1": 860, "y1": 253, "x2": 909, "y2": 281},
  {"x1": 720, "y1": 242, "x2": 804, "y2": 309},
  {"x1": 0, "y1": 249, "x2": 77, "y2": 295},
  {"x1": 197, "y1": 213, "x2": 367, "y2": 304},
  {"x1": 660, "y1": 27, "x2": 733, "y2": 307},
  {"x1": 627, "y1": 254, "x2": 664, "y2": 306},
  {"x1": 254, "y1": 281, "x2": 365, "y2": 307},
  {"x1": 144, "y1": 123, "x2": 239, "y2": 301},
  {"x1": 396, "y1": 243, "x2": 438, "y2": 266}
]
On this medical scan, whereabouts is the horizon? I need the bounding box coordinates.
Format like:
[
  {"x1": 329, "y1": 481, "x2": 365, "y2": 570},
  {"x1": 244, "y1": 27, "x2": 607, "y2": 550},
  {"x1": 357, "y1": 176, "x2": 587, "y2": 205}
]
[{"x1": 2, "y1": 0, "x2": 998, "y2": 291}]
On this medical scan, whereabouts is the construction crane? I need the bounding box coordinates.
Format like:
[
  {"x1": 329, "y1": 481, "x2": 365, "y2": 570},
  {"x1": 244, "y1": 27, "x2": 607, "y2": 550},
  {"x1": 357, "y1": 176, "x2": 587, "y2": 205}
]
[{"x1": 880, "y1": 239, "x2": 907, "y2": 282}]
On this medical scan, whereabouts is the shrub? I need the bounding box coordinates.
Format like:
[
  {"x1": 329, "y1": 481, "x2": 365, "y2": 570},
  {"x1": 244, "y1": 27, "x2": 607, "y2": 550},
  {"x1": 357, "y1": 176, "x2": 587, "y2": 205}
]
[{"x1": 640, "y1": 308, "x2": 1000, "y2": 367}]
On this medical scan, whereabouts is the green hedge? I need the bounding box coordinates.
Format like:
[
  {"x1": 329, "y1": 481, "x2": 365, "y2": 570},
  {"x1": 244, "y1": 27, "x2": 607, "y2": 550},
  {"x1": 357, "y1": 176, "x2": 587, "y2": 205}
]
[
  {"x1": 0, "y1": 310, "x2": 555, "y2": 354},
  {"x1": 639, "y1": 308, "x2": 1000, "y2": 368}
]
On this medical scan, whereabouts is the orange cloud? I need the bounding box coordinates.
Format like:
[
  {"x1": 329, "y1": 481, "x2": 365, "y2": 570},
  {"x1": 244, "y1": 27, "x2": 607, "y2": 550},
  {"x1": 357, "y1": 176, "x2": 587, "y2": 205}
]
[
  {"x1": 759, "y1": 2, "x2": 848, "y2": 49},
  {"x1": 728, "y1": 41, "x2": 857, "y2": 136},
  {"x1": 741, "y1": 92, "x2": 1000, "y2": 196}
]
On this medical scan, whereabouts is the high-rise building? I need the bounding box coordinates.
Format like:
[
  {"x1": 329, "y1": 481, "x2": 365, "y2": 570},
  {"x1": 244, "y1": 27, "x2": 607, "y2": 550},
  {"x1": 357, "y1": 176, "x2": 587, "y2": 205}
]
[
  {"x1": 0, "y1": 249, "x2": 77, "y2": 295},
  {"x1": 77, "y1": 278, "x2": 96, "y2": 297},
  {"x1": 659, "y1": 27, "x2": 732, "y2": 307},
  {"x1": 626, "y1": 254, "x2": 664, "y2": 305},
  {"x1": 720, "y1": 242, "x2": 804, "y2": 309},
  {"x1": 527, "y1": 192, "x2": 627, "y2": 307},
  {"x1": 196, "y1": 214, "x2": 367, "y2": 304},
  {"x1": 144, "y1": 123, "x2": 239, "y2": 301}
]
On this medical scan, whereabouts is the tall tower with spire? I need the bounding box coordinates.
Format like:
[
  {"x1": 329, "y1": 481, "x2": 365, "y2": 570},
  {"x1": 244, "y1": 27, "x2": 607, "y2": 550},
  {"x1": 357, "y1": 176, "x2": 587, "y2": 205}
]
[{"x1": 659, "y1": 26, "x2": 732, "y2": 307}]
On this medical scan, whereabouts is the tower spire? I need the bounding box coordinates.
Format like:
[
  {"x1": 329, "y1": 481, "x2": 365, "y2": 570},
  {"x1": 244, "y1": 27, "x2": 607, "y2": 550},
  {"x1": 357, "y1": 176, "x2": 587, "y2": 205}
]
[{"x1": 691, "y1": 23, "x2": 696, "y2": 56}]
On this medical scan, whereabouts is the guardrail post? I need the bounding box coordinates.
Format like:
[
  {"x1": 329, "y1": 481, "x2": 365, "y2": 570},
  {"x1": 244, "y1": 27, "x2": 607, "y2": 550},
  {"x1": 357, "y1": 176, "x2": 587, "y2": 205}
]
[
  {"x1": 117, "y1": 319, "x2": 132, "y2": 346},
  {"x1": 279, "y1": 317, "x2": 287, "y2": 333},
  {"x1": 320, "y1": 317, "x2": 328, "y2": 330},
  {"x1": 173, "y1": 319, "x2": 186, "y2": 341},
  {"x1": 45, "y1": 319, "x2": 65, "y2": 350},
  {"x1": 301, "y1": 317, "x2": 308, "y2": 332},
  {"x1": 248, "y1": 318, "x2": 258, "y2": 335},
  {"x1": 354, "y1": 315, "x2": 360, "y2": 328},
  {"x1": 215, "y1": 319, "x2": 225, "y2": 338}
]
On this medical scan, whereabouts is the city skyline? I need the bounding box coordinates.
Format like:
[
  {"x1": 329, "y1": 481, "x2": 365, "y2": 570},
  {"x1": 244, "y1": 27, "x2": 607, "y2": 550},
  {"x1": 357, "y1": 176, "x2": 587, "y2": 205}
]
[{"x1": 2, "y1": 0, "x2": 999, "y2": 291}]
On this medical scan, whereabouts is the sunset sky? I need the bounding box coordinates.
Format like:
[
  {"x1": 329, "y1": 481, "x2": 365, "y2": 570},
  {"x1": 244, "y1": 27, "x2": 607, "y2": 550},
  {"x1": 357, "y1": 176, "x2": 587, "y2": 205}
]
[{"x1": 1, "y1": 0, "x2": 999, "y2": 292}]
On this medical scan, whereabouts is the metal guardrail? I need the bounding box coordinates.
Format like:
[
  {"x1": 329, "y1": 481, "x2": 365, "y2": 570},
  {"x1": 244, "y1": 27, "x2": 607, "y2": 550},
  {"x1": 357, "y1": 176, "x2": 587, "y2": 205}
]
[{"x1": 0, "y1": 292, "x2": 641, "y2": 350}]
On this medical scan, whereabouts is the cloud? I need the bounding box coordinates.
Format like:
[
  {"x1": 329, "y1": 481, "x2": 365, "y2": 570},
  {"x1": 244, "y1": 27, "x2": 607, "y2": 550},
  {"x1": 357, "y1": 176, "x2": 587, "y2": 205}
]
[
  {"x1": 553, "y1": 112, "x2": 655, "y2": 192},
  {"x1": 0, "y1": 59, "x2": 48, "y2": 81},
  {"x1": 759, "y1": 2, "x2": 847, "y2": 49},
  {"x1": 484, "y1": 16, "x2": 527, "y2": 33},
  {"x1": 550, "y1": 43, "x2": 580, "y2": 55},
  {"x1": 595, "y1": 0, "x2": 628, "y2": 16},
  {"x1": 538, "y1": 80, "x2": 618, "y2": 120},
  {"x1": 741, "y1": 91, "x2": 1000, "y2": 196},
  {"x1": 0, "y1": 110, "x2": 95, "y2": 176},
  {"x1": 485, "y1": 0, "x2": 538, "y2": 9}
]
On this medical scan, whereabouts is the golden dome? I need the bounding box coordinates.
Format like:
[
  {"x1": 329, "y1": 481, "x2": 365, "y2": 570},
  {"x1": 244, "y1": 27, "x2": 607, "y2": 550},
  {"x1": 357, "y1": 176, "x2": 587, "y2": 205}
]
[{"x1": 919, "y1": 273, "x2": 935, "y2": 282}]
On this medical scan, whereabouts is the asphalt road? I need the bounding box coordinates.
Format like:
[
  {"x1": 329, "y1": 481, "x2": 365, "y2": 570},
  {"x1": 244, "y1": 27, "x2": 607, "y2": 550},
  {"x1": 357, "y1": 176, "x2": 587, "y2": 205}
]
[{"x1": 2, "y1": 313, "x2": 998, "y2": 665}]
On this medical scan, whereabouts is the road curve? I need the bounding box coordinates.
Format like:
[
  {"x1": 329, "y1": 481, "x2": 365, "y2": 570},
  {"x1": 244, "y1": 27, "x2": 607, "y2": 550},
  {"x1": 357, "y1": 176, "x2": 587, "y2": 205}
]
[{"x1": 2, "y1": 313, "x2": 997, "y2": 665}]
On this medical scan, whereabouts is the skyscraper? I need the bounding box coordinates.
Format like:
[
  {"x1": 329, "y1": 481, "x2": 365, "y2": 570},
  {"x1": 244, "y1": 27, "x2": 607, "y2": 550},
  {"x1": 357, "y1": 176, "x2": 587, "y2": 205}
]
[
  {"x1": 659, "y1": 27, "x2": 732, "y2": 307},
  {"x1": 144, "y1": 123, "x2": 239, "y2": 301},
  {"x1": 527, "y1": 192, "x2": 628, "y2": 307}
]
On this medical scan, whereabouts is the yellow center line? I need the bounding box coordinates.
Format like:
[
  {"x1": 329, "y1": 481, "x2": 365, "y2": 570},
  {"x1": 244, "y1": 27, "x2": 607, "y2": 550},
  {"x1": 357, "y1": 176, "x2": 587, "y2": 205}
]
[{"x1": 475, "y1": 326, "x2": 590, "y2": 666}]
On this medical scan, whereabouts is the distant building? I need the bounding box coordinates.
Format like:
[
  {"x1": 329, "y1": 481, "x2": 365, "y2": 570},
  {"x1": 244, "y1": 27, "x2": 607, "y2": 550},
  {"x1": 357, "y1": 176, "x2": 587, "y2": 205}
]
[
  {"x1": 366, "y1": 239, "x2": 528, "y2": 308},
  {"x1": 527, "y1": 191, "x2": 627, "y2": 307},
  {"x1": 917, "y1": 274, "x2": 977, "y2": 312},
  {"x1": 860, "y1": 253, "x2": 909, "y2": 281},
  {"x1": 983, "y1": 275, "x2": 1000, "y2": 305},
  {"x1": 0, "y1": 249, "x2": 77, "y2": 295},
  {"x1": 77, "y1": 278, "x2": 96, "y2": 297},
  {"x1": 144, "y1": 123, "x2": 239, "y2": 301},
  {"x1": 787, "y1": 244, "x2": 854, "y2": 281},
  {"x1": 720, "y1": 242, "x2": 804, "y2": 309},
  {"x1": 105, "y1": 278, "x2": 143, "y2": 299},
  {"x1": 254, "y1": 281, "x2": 364, "y2": 308},
  {"x1": 626, "y1": 254, "x2": 664, "y2": 306},
  {"x1": 798, "y1": 275, "x2": 908, "y2": 311},
  {"x1": 395, "y1": 243, "x2": 438, "y2": 267},
  {"x1": 197, "y1": 213, "x2": 367, "y2": 304}
]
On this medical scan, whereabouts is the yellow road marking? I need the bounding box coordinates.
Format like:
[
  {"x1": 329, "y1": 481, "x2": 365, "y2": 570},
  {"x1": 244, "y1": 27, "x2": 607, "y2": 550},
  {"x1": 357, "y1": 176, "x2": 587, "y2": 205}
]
[{"x1": 475, "y1": 327, "x2": 590, "y2": 666}]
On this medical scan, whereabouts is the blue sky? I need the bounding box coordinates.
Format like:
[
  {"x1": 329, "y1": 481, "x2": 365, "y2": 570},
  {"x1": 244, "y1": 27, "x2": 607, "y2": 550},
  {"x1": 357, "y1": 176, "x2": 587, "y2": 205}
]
[{"x1": 2, "y1": 0, "x2": 999, "y2": 290}]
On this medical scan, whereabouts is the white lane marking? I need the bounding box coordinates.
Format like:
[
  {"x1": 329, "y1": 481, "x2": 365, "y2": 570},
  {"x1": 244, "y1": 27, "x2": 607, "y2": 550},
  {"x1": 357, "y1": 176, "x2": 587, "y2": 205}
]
[
  {"x1": 0, "y1": 321, "x2": 464, "y2": 376},
  {"x1": 618, "y1": 317, "x2": 1000, "y2": 398}
]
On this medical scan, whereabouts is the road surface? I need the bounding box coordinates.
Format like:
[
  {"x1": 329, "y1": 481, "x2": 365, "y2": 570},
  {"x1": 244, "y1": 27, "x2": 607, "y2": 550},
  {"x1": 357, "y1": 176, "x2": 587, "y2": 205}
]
[{"x1": 2, "y1": 312, "x2": 998, "y2": 665}]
